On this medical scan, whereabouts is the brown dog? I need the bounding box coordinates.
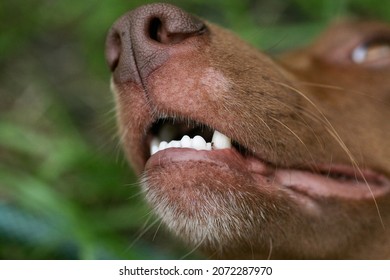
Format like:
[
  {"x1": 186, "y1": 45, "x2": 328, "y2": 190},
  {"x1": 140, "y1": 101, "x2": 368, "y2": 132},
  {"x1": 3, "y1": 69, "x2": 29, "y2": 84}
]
[{"x1": 105, "y1": 3, "x2": 390, "y2": 259}]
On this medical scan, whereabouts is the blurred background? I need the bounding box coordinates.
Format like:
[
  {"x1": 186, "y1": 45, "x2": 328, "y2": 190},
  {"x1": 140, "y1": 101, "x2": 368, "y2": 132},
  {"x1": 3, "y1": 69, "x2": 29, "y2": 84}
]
[{"x1": 1, "y1": 0, "x2": 389, "y2": 260}]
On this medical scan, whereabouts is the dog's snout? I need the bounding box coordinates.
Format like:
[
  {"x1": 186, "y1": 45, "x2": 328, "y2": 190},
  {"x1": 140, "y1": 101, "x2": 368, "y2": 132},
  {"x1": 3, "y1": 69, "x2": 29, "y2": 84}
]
[{"x1": 105, "y1": 3, "x2": 206, "y2": 82}]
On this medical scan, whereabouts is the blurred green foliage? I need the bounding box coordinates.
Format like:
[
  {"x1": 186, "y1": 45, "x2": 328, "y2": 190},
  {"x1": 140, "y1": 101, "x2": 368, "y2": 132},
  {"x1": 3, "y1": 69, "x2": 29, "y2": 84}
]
[{"x1": 0, "y1": 0, "x2": 389, "y2": 259}]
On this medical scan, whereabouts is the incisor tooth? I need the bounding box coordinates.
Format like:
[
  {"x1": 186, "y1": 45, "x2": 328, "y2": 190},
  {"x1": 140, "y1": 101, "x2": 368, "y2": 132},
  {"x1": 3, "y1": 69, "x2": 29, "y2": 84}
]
[
  {"x1": 181, "y1": 135, "x2": 192, "y2": 148},
  {"x1": 169, "y1": 140, "x2": 181, "y2": 148},
  {"x1": 149, "y1": 130, "x2": 232, "y2": 156},
  {"x1": 159, "y1": 141, "x2": 168, "y2": 150},
  {"x1": 192, "y1": 135, "x2": 207, "y2": 150}
]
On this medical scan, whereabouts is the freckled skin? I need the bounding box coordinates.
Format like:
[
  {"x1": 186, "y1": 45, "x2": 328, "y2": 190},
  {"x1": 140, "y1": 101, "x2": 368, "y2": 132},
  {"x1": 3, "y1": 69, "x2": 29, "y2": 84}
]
[{"x1": 106, "y1": 4, "x2": 390, "y2": 259}]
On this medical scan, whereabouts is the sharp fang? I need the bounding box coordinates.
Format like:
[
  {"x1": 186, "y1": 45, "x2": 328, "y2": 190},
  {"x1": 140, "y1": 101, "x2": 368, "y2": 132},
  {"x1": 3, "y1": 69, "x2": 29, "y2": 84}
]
[{"x1": 212, "y1": 130, "x2": 231, "y2": 149}]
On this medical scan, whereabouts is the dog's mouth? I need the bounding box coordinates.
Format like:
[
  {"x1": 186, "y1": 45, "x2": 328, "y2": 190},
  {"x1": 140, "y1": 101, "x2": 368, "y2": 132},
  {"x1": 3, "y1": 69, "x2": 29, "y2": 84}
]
[
  {"x1": 147, "y1": 118, "x2": 249, "y2": 156},
  {"x1": 143, "y1": 117, "x2": 390, "y2": 202}
]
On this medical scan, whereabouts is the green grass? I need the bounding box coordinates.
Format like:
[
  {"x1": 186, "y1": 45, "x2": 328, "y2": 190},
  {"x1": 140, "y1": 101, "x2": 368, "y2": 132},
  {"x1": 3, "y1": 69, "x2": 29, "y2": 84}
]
[{"x1": 0, "y1": 0, "x2": 388, "y2": 259}]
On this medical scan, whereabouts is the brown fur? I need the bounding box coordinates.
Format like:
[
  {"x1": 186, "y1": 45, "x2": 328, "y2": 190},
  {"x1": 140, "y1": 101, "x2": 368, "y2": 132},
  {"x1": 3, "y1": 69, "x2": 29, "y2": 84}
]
[{"x1": 105, "y1": 3, "x2": 390, "y2": 259}]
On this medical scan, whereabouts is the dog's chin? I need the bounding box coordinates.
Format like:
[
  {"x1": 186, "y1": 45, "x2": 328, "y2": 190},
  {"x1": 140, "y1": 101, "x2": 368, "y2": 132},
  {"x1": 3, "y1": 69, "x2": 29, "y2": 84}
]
[
  {"x1": 141, "y1": 148, "x2": 305, "y2": 258},
  {"x1": 142, "y1": 161, "x2": 288, "y2": 258}
]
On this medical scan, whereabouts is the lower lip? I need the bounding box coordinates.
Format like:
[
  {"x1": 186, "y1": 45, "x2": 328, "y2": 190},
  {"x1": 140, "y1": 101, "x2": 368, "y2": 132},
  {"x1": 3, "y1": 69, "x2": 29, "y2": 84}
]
[
  {"x1": 144, "y1": 147, "x2": 390, "y2": 201},
  {"x1": 145, "y1": 147, "x2": 257, "y2": 174}
]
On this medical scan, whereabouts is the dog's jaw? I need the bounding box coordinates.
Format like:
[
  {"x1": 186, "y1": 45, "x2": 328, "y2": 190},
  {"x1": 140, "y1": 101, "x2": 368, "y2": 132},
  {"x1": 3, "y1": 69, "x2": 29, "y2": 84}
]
[{"x1": 107, "y1": 4, "x2": 390, "y2": 259}]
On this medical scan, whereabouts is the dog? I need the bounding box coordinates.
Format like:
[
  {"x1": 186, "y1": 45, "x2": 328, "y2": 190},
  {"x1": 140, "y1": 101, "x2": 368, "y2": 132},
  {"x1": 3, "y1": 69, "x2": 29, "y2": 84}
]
[{"x1": 105, "y1": 3, "x2": 390, "y2": 259}]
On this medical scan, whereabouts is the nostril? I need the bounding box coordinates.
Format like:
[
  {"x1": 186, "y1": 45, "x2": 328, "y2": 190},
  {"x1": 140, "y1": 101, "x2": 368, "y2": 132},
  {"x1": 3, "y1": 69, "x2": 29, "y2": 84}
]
[
  {"x1": 105, "y1": 4, "x2": 208, "y2": 82},
  {"x1": 149, "y1": 17, "x2": 164, "y2": 43},
  {"x1": 105, "y1": 31, "x2": 122, "y2": 72},
  {"x1": 149, "y1": 17, "x2": 181, "y2": 44},
  {"x1": 148, "y1": 16, "x2": 206, "y2": 45}
]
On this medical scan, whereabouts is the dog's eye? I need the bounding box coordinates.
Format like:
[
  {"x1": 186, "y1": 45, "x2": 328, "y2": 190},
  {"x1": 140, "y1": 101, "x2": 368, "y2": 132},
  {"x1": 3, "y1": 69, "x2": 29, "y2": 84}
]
[{"x1": 351, "y1": 39, "x2": 390, "y2": 65}]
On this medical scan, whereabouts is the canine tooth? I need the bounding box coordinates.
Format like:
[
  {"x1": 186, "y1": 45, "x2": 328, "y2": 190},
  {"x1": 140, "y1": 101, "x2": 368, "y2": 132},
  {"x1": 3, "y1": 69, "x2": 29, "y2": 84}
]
[
  {"x1": 181, "y1": 135, "x2": 192, "y2": 148},
  {"x1": 150, "y1": 138, "x2": 160, "y2": 155},
  {"x1": 159, "y1": 141, "x2": 168, "y2": 150},
  {"x1": 192, "y1": 135, "x2": 207, "y2": 150},
  {"x1": 212, "y1": 130, "x2": 231, "y2": 149}
]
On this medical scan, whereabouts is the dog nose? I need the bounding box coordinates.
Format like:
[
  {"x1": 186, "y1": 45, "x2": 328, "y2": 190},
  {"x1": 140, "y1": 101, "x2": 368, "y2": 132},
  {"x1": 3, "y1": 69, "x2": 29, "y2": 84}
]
[{"x1": 105, "y1": 3, "x2": 206, "y2": 83}]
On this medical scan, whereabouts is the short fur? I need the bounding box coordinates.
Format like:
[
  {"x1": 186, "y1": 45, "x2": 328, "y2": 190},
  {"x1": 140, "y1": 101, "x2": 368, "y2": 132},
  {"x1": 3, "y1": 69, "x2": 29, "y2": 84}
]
[{"x1": 105, "y1": 3, "x2": 390, "y2": 259}]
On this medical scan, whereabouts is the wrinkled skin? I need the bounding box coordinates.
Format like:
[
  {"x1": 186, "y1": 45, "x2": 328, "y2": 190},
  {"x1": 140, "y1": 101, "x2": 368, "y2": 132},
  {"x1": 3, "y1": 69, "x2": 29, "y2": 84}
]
[{"x1": 105, "y1": 3, "x2": 390, "y2": 259}]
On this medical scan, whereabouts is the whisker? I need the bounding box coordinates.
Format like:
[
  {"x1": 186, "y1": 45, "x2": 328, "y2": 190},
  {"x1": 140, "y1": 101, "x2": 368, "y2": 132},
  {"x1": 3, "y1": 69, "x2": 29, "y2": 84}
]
[
  {"x1": 127, "y1": 189, "x2": 145, "y2": 200},
  {"x1": 179, "y1": 234, "x2": 207, "y2": 260},
  {"x1": 294, "y1": 81, "x2": 390, "y2": 106},
  {"x1": 152, "y1": 219, "x2": 165, "y2": 242},
  {"x1": 275, "y1": 81, "x2": 385, "y2": 228},
  {"x1": 270, "y1": 116, "x2": 317, "y2": 167},
  {"x1": 267, "y1": 237, "x2": 273, "y2": 260},
  {"x1": 127, "y1": 214, "x2": 161, "y2": 250}
]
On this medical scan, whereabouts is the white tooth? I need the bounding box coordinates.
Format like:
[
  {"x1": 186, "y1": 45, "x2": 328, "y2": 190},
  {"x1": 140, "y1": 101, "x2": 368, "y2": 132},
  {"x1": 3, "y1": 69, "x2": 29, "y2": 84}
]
[
  {"x1": 150, "y1": 138, "x2": 160, "y2": 155},
  {"x1": 192, "y1": 135, "x2": 207, "y2": 150},
  {"x1": 169, "y1": 140, "x2": 181, "y2": 148},
  {"x1": 151, "y1": 146, "x2": 159, "y2": 155},
  {"x1": 206, "y1": 142, "x2": 212, "y2": 150},
  {"x1": 159, "y1": 141, "x2": 168, "y2": 150},
  {"x1": 181, "y1": 135, "x2": 192, "y2": 148},
  {"x1": 212, "y1": 130, "x2": 231, "y2": 149}
]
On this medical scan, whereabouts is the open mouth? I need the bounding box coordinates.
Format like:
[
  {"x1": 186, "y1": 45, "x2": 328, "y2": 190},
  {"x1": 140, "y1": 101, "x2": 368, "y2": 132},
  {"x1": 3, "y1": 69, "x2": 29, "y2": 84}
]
[
  {"x1": 148, "y1": 118, "x2": 249, "y2": 156},
  {"x1": 143, "y1": 117, "x2": 390, "y2": 201}
]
